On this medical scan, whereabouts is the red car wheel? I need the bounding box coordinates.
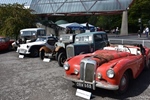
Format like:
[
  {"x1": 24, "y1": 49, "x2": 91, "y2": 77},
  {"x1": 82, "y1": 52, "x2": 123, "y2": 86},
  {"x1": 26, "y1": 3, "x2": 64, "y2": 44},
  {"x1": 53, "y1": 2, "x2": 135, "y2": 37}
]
[{"x1": 115, "y1": 72, "x2": 129, "y2": 94}]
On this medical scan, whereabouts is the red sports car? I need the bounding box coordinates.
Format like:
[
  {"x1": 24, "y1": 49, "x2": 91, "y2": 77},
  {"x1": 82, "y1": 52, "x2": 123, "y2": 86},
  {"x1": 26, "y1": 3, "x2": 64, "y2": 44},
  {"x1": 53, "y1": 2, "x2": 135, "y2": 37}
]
[
  {"x1": 0, "y1": 36, "x2": 14, "y2": 51},
  {"x1": 63, "y1": 44, "x2": 150, "y2": 94}
]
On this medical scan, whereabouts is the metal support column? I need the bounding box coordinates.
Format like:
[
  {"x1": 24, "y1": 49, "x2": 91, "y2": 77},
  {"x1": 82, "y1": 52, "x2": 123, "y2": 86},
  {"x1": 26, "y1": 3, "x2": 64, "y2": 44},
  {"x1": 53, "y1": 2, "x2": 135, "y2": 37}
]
[{"x1": 120, "y1": 10, "x2": 128, "y2": 35}]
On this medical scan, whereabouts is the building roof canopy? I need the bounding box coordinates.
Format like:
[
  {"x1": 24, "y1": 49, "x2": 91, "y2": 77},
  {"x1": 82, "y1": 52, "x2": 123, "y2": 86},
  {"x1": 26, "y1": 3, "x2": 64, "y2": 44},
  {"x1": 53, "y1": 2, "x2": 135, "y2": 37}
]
[{"x1": 30, "y1": 0, "x2": 134, "y2": 16}]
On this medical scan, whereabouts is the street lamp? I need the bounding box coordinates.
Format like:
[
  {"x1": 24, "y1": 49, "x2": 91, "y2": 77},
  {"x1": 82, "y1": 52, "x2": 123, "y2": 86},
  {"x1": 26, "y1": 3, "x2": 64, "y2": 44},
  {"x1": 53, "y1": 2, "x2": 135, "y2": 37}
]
[
  {"x1": 138, "y1": 18, "x2": 141, "y2": 23},
  {"x1": 138, "y1": 18, "x2": 142, "y2": 33}
]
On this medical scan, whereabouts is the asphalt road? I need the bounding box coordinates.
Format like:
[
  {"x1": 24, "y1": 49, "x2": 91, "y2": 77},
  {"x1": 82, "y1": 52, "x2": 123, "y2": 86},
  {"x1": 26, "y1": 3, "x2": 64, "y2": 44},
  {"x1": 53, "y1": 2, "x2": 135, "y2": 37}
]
[{"x1": 1, "y1": 35, "x2": 150, "y2": 100}]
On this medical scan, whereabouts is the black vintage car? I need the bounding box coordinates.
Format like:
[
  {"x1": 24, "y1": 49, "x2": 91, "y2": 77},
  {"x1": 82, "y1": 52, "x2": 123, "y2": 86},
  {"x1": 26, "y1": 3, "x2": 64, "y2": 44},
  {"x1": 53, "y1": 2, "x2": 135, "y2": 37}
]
[{"x1": 58, "y1": 31, "x2": 109, "y2": 66}]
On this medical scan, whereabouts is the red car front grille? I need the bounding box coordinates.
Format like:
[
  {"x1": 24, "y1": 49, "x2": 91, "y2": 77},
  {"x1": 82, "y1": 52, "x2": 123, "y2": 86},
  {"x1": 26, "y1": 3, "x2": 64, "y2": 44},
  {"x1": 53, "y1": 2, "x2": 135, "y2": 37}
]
[{"x1": 80, "y1": 62, "x2": 95, "y2": 82}]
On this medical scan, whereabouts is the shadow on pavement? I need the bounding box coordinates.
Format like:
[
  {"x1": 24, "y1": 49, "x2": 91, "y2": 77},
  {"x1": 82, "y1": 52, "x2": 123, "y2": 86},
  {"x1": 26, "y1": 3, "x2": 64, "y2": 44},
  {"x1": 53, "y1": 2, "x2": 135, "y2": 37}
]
[
  {"x1": 92, "y1": 69, "x2": 150, "y2": 99},
  {"x1": 0, "y1": 50, "x2": 15, "y2": 54},
  {"x1": 71, "y1": 69, "x2": 150, "y2": 99}
]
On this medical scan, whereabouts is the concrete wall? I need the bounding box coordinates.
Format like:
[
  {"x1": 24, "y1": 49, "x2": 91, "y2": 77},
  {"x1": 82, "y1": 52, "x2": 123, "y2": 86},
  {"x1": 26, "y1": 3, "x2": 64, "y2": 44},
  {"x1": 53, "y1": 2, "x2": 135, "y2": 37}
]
[{"x1": 36, "y1": 23, "x2": 55, "y2": 36}]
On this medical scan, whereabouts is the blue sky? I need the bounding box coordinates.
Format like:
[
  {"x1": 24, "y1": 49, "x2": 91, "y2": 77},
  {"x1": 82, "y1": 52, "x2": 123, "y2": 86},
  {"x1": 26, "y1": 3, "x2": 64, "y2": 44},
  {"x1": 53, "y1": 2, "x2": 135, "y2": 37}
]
[{"x1": 0, "y1": 0, "x2": 32, "y2": 6}]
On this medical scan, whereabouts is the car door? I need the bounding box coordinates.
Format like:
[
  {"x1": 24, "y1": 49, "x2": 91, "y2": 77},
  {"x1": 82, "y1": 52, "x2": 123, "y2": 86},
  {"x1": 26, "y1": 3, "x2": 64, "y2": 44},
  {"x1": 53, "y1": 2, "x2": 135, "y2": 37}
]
[
  {"x1": 0, "y1": 38, "x2": 7, "y2": 50},
  {"x1": 102, "y1": 34, "x2": 109, "y2": 46},
  {"x1": 93, "y1": 34, "x2": 107, "y2": 51},
  {"x1": 5, "y1": 38, "x2": 11, "y2": 49},
  {"x1": 0, "y1": 38, "x2": 3, "y2": 50},
  {"x1": 4, "y1": 38, "x2": 10, "y2": 50}
]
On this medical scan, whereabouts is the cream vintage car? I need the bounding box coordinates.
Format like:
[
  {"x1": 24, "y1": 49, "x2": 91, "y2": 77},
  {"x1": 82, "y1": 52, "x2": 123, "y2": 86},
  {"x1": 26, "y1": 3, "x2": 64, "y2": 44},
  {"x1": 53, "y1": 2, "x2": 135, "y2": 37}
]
[{"x1": 16, "y1": 36, "x2": 57, "y2": 57}]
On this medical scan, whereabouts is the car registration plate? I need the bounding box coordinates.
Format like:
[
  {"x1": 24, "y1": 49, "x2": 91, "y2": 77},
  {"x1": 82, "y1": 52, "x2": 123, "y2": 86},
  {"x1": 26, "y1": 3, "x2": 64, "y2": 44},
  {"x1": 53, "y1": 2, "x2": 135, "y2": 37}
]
[
  {"x1": 19, "y1": 49, "x2": 25, "y2": 53},
  {"x1": 76, "y1": 82, "x2": 93, "y2": 89}
]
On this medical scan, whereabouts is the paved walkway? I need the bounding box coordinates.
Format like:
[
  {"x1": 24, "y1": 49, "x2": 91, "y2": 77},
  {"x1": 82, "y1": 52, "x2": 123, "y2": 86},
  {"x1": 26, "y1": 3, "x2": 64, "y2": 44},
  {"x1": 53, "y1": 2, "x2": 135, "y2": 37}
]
[{"x1": 108, "y1": 33, "x2": 150, "y2": 40}]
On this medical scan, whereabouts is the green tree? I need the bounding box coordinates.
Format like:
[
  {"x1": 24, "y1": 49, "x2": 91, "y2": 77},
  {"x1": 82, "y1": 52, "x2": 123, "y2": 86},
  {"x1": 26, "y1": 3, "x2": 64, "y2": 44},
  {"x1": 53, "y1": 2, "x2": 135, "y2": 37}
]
[
  {"x1": 93, "y1": 0, "x2": 150, "y2": 33},
  {"x1": 95, "y1": 14, "x2": 122, "y2": 31},
  {"x1": 0, "y1": 3, "x2": 38, "y2": 39},
  {"x1": 128, "y1": 0, "x2": 150, "y2": 32}
]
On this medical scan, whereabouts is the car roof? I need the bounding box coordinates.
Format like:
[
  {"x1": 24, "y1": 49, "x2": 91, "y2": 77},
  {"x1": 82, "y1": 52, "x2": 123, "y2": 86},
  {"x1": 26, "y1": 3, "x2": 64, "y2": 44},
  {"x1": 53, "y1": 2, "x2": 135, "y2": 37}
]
[
  {"x1": 76, "y1": 31, "x2": 106, "y2": 37},
  {"x1": 20, "y1": 28, "x2": 45, "y2": 31},
  {"x1": 38, "y1": 36, "x2": 54, "y2": 38}
]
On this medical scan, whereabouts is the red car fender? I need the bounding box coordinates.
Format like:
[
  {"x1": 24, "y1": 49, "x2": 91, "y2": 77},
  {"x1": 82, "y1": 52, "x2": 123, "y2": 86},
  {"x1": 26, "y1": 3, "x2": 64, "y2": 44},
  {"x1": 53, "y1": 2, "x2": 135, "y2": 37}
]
[
  {"x1": 114, "y1": 56, "x2": 144, "y2": 82},
  {"x1": 145, "y1": 48, "x2": 150, "y2": 61},
  {"x1": 96, "y1": 55, "x2": 144, "y2": 85}
]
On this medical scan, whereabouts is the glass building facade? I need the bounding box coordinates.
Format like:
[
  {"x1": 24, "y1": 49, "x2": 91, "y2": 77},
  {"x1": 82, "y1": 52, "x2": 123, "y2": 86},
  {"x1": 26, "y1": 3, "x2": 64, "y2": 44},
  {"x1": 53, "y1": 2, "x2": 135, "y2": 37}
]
[{"x1": 30, "y1": 0, "x2": 134, "y2": 16}]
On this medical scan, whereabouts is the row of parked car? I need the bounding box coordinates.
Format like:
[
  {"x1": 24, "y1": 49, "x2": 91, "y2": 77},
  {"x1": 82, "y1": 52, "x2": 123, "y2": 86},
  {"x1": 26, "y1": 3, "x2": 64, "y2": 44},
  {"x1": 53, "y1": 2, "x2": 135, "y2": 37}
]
[
  {"x1": 16, "y1": 31, "x2": 109, "y2": 66},
  {"x1": 1, "y1": 31, "x2": 150, "y2": 96}
]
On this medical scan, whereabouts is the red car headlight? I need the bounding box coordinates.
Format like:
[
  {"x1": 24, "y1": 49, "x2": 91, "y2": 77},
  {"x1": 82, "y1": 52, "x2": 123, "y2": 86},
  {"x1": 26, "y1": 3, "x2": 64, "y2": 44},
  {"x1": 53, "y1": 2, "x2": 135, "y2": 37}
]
[
  {"x1": 107, "y1": 69, "x2": 115, "y2": 78},
  {"x1": 63, "y1": 62, "x2": 70, "y2": 71}
]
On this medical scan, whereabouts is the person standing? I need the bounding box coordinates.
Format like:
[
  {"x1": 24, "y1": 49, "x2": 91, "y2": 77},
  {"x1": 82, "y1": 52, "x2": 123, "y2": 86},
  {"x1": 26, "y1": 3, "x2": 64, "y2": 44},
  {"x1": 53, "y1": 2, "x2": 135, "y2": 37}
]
[
  {"x1": 137, "y1": 30, "x2": 141, "y2": 38},
  {"x1": 115, "y1": 27, "x2": 119, "y2": 37},
  {"x1": 86, "y1": 22, "x2": 89, "y2": 30},
  {"x1": 145, "y1": 26, "x2": 149, "y2": 38}
]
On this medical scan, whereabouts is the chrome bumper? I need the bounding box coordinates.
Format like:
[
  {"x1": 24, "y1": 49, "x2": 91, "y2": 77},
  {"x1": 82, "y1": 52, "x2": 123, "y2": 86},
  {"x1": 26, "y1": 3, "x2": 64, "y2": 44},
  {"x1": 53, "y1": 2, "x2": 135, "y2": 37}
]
[
  {"x1": 63, "y1": 75, "x2": 119, "y2": 90},
  {"x1": 17, "y1": 48, "x2": 30, "y2": 54},
  {"x1": 45, "y1": 53, "x2": 53, "y2": 57}
]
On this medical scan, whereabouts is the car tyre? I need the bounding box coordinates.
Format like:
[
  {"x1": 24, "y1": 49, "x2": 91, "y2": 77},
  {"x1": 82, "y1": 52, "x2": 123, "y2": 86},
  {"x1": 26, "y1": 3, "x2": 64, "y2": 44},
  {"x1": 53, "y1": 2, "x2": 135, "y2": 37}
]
[
  {"x1": 31, "y1": 48, "x2": 39, "y2": 57},
  {"x1": 55, "y1": 52, "x2": 59, "y2": 61},
  {"x1": 58, "y1": 52, "x2": 66, "y2": 67},
  {"x1": 114, "y1": 72, "x2": 129, "y2": 95},
  {"x1": 39, "y1": 50, "x2": 45, "y2": 60}
]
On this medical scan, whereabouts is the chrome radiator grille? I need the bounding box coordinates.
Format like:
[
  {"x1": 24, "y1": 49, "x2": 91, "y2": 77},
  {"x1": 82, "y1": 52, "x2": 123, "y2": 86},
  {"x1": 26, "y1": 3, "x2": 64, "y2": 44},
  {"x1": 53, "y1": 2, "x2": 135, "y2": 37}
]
[
  {"x1": 80, "y1": 62, "x2": 85, "y2": 80},
  {"x1": 66, "y1": 46, "x2": 74, "y2": 58},
  {"x1": 80, "y1": 61, "x2": 95, "y2": 82}
]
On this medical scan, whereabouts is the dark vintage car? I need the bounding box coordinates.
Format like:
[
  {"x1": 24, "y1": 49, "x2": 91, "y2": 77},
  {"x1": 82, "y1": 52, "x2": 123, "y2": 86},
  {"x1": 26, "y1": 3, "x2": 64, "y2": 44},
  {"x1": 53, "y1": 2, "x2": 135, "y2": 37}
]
[
  {"x1": 39, "y1": 34, "x2": 76, "y2": 61},
  {"x1": 0, "y1": 36, "x2": 14, "y2": 51},
  {"x1": 16, "y1": 36, "x2": 58, "y2": 57},
  {"x1": 63, "y1": 44, "x2": 150, "y2": 94},
  {"x1": 58, "y1": 31, "x2": 109, "y2": 66}
]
